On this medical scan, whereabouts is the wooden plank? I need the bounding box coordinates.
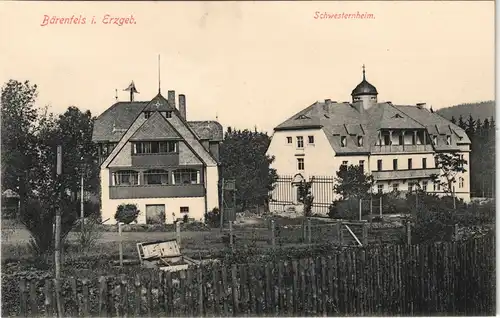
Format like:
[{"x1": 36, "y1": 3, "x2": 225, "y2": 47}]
[
  {"x1": 157, "y1": 271, "x2": 165, "y2": 314},
  {"x1": 180, "y1": 271, "x2": 188, "y2": 316},
  {"x1": 310, "y1": 258, "x2": 318, "y2": 315},
  {"x1": 221, "y1": 266, "x2": 229, "y2": 316},
  {"x1": 120, "y1": 275, "x2": 128, "y2": 317},
  {"x1": 249, "y1": 265, "x2": 258, "y2": 315},
  {"x1": 98, "y1": 276, "x2": 106, "y2": 317},
  {"x1": 299, "y1": 259, "x2": 307, "y2": 315},
  {"x1": 213, "y1": 263, "x2": 221, "y2": 316},
  {"x1": 82, "y1": 279, "x2": 90, "y2": 317},
  {"x1": 239, "y1": 264, "x2": 248, "y2": 314},
  {"x1": 44, "y1": 279, "x2": 53, "y2": 317},
  {"x1": 320, "y1": 257, "x2": 327, "y2": 315},
  {"x1": 69, "y1": 277, "x2": 78, "y2": 316},
  {"x1": 29, "y1": 279, "x2": 38, "y2": 317},
  {"x1": 146, "y1": 274, "x2": 152, "y2": 317},
  {"x1": 331, "y1": 255, "x2": 338, "y2": 315},
  {"x1": 107, "y1": 277, "x2": 116, "y2": 317},
  {"x1": 231, "y1": 264, "x2": 239, "y2": 315},
  {"x1": 165, "y1": 271, "x2": 173, "y2": 316},
  {"x1": 198, "y1": 266, "x2": 204, "y2": 317},
  {"x1": 265, "y1": 262, "x2": 273, "y2": 314},
  {"x1": 292, "y1": 260, "x2": 299, "y2": 315},
  {"x1": 277, "y1": 261, "x2": 284, "y2": 313},
  {"x1": 134, "y1": 274, "x2": 141, "y2": 317}
]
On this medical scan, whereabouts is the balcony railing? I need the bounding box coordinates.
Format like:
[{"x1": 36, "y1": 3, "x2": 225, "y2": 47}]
[
  {"x1": 109, "y1": 184, "x2": 205, "y2": 199},
  {"x1": 372, "y1": 168, "x2": 441, "y2": 181},
  {"x1": 371, "y1": 144, "x2": 434, "y2": 154}
]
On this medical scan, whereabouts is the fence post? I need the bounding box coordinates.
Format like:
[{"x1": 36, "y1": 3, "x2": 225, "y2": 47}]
[
  {"x1": 307, "y1": 218, "x2": 312, "y2": 244},
  {"x1": 379, "y1": 197, "x2": 383, "y2": 217},
  {"x1": 362, "y1": 223, "x2": 368, "y2": 246},
  {"x1": 454, "y1": 223, "x2": 459, "y2": 241},
  {"x1": 302, "y1": 219, "x2": 307, "y2": 243},
  {"x1": 359, "y1": 199, "x2": 362, "y2": 221},
  {"x1": 406, "y1": 222, "x2": 411, "y2": 246},
  {"x1": 229, "y1": 221, "x2": 233, "y2": 250},
  {"x1": 271, "y1": 219, "x2": 276, "y2": 247},
  {"x1": 336, "y1": 222, "x2": 343, "y2": 246},
  {"x1": 176, "y1": 221, "x2": 181, "y2": 245},
  {"x1": 118, "y1": 222, "x2": 123, "y2": 267}
]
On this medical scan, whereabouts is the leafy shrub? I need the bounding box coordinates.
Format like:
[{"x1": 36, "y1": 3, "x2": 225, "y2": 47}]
[
  {"x1": 75, "y1": 218, "x2": 103, "y2": 254},
  {"x1": 114, "y1": 204, "x2": 140, "y2": 224},
  {"x1": 205, "y1": 207, "x2": 220, "y2": 228},
  {"x1": 20, "y1": 198, "x2": 78, "y2": 264},
  {"x1": 328, "y1": 197, "x2": 362, "y2": 220},
  {"x1": 297, "y1": 180, "x2": 314, "y2": 217}
]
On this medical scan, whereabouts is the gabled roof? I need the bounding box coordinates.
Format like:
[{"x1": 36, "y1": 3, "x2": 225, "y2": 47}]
[
  {"x1": 273, "y1": 100, "x2": 470, "y2": 154},
  {"x1": 129, "y1": 111, "x2": 181, "y2": 141},
  {"x1": 92, "y1": 97, "x2": 223, "y2": 142},
  {"x1": 142, "y1": 93, "x2": 176, "y2": 112}
]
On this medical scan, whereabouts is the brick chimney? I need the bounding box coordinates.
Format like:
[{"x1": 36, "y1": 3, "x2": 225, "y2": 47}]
[
  {"x1": 168, "y1": 90, "x2": 175, "y2": 108},
  {"x1": 179, "y1": 94, "x2": 186, "y2": 119}
]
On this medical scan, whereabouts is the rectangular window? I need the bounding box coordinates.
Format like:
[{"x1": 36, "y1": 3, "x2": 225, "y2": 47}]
[
  {"x1": 173, "y1": 169, "x2": 200, "y2": 185},
  {"x1": 408, "y1": 183, "x2": 413, "y2": 192},
  {"x1": 377, "y1": 160, "x2": 382, "y2": 171},
  {"x1": 393, "y1": 159, "x2": 398, "y2": 170},
  {"x1": 341, "y1": 161, "x2": 348, "y2": 168},
  {"x1": 446, "y1": 135, "x2": 451, "y2": 145},
  {"x1": 398, "y1": 134, "x2": 403, "y2": 145},
  {"x1": 161, "y1": 111, "x2": 172, "y2": 119},
  {"x1": 180, "y1": 206, "x2": 189, "y2": 214},
  {"x1": 144, "y1": 111, "x2": 151, "y2": 119},
  {"x1": 377, "y1": 184, "x2": 384, "y2": 193},
  {"x1": 392, "y1": 183, "x2": 399, "y2": 192},
  {"x1": 382, "y1": 132, "x2": 391, "y2": 145},
  {"x1": 411, "y1": 133, "x2": 416, "y2": 145},
  {"x1": 341, "y1": 136, "x2": 347, "y2": 147},
  {"x1": 134, "y1": 141, "x2": 177, "y2": 154},
  {"x1": 408, "y1": 158, "x2": 412, "y2": 170},
  {"x1": 287, "y1": 137, "x2": 292, "y2": 144},
  {"x1": 460, "y1": 154, "x2": 465, "y2": 167},
  {"x1": 144, "y1": 169, "x2": 169, "y2": 185},
  {"x1": 297, "y1": 158, "x2": 305, "y2": 170},
  {"x1": 308, "y1": 136, "x2": 314, "y2": 144},
  {"x1": 357, "y1": 136, "x2": 363, "y2": 147},
  {"x1": 422, "y1": 181, "x2": 428, "y2": 192},
  {"x1": 359, "y1": 160, "x2": 365, "y2": 173},
  {"x1": 113, "y1": 170, "x2": 139, "y2": 186},
  {"x1": 459, "y1": 177, "x2": 464, "y2": 189},
  {"x1": 422, "y1": 158, "x2": 427, "y2": 169},
  {"x1": 297, "y1": 136, "x2": 304, "y2": 148}
]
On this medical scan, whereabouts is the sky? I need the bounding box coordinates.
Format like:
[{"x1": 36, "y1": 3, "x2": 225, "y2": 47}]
[{"x1": 0, "y1": 1, "x2": 495, "y2": 134}]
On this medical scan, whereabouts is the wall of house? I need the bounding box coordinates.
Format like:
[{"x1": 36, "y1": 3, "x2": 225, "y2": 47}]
[
  {"x1": 205, "y1": 166, "x2": 219, "y2": 212},
  {"x1": 267, "y1": 128, "x2": 338, "y2": 178},
  {"x1": 102, "y1": 196, "x2": 206, "y2": 224}
]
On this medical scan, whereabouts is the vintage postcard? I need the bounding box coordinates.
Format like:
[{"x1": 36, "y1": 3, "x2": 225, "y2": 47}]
[{"x1": 0, "y1": 1, "x2": 495, "y2": 317}]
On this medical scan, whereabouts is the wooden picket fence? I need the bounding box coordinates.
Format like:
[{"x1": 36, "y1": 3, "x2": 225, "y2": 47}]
[{"x1": 17, "y1": 234, "x2": 495, "y2": 317}]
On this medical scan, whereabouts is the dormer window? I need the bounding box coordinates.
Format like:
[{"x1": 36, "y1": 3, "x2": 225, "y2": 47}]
[
  {"x1": 357, "y1": 136, "x2": 363, "y2": 147},
  {"x1": 446, "y1": 135, "x2": 451, "y2": 145},
  {"x1": 432, "y1": 135, "x2": 438, "y2": 145},
  {"x1": 161, "y1": 111, "x2": 172, "y2": 119},
  {"x1": 341, "y1": 136, "x2": 347, "y2": 147},
  {"x1": 144, "y1": 111, "x2": 151, "y2": 119}
]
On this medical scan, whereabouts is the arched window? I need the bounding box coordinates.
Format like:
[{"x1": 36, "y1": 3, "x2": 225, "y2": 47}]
[
  {"x1": 173, "y1": 169, "x2": 200, "y2": 185},
  {"x1": 113, "y1": 170, "x2": 139, "y2": 186},
  {"x1": 144, "y1": 169, "x2": 169, "y2": 185}
]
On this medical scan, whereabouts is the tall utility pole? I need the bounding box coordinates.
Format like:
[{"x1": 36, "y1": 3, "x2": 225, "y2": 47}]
[
  {"x1": 55, "y1": 145, "x2": 63, "y2": 318},
  {"x1": 80, "y1": 165, "x2": 85, "y2": 233},
  {"x1": 220, "y1": 178, "x2": 225, "y2": 231}
]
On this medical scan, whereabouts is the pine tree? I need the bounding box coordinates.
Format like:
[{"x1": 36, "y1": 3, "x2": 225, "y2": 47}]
[
  {"x1": 458, "y1": 115, "x2": 466, "y2": 130},
  {"x1": 466, "y1": 114, "x2": 475, "y2": 137}
]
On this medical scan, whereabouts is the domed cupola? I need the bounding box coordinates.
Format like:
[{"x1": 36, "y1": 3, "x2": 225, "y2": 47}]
[{"x1": 351, "y1": 65, "x2": 378, "y2": 110}]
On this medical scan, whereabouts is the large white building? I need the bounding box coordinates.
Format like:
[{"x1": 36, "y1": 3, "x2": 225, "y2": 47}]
[
  {"x1": 92, "y1": 83, "x2": 221, "y2": 224},
  {"x1": 266, "y1": 67, "x2": 471, "y2": 214}
]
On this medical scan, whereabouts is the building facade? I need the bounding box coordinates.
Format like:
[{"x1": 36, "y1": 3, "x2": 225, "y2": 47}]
[
  {"x1": 92, "y1": 83, "x2": 221, "y2": 224},
  {"x1": 266, "y1": 67, "x2": 471, "y2": 215}
]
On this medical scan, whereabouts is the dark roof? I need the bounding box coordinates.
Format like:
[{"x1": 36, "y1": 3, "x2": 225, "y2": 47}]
[
  {"x1": 351, "y1": 79, "x2": 378, "y2": 96},
  {"x1": 92, "y1": 98, "x2": 223, "y2": 142},
  {"x1": 273, "y1": 100, "x2": 470, "y2": 153}
]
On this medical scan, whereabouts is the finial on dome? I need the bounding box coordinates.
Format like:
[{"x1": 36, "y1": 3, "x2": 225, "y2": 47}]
[{"x1": 362, "y1": 64, "x2": 366, "y2": 80}]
